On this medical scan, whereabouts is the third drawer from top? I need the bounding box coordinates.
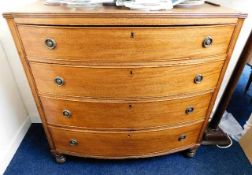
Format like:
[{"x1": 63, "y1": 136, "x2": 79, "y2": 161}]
[{"x1": 41, "y1": 92, "x2": 212, "y2": 129}]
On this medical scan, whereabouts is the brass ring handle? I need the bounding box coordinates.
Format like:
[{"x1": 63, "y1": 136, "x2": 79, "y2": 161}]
[
  {"x1": 178, "y1": 134, "x2": 187, "y2": 142},
  {"x1": 202, "y1": 36, "x2": 213, "y2": 48},
  {"x1": 185, "y1": 107, "x2": 194, "y2": 114},
  {"x1": 63, "y1": 110, "x2": 72, "y2": 118},
  {"x1": 69, "y1": 139, "x2": 78, "y2": 146},
  {"x1": 45, "y1": 38, "x2": 56, "y2": 49},
  {"x1": 194, "y1": 74, "x2": 203, "y2": 84},
  {"x1": 54, "y1": 76, "x2": 64, "y2": 86}
]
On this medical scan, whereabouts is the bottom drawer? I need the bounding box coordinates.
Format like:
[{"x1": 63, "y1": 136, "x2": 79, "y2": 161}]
[{"x1": 49, "y1": 121, "x2": 203, "y2": 158}]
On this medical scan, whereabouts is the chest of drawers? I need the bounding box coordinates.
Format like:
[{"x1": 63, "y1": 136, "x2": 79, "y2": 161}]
[{"x1": 4, "y1": 1, "x2": 246, "y2": 163}]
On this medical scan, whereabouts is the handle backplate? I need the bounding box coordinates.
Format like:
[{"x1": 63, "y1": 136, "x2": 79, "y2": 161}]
[
  {"x1": 63, "y1": 110, "x2": 72, "y2": 118},
  {"x1": 194, "y1": 74, "x2": 203, "y2": 84},
  {"x1": 178, "y1": 134, "x2": 187, "y2": 142},
  {"x1": 45, "y1": 38, "x2": 56, "y2": 49},
  {"x1": 202, "y1": 36, "x2": 213, "y2": 48},
  {"x1": 54, "y1": 76, "x2": 64, "y2": 86},
  {"x1": 185, "y1": 107, "x2": 194, "y2": 114},
  {"x1": 69, "y1": 139, "x2": 78, "y2": 146}
]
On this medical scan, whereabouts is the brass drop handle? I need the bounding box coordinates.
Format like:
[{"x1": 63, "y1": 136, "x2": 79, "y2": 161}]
[
  {"x1": 69, "y1": 139, "x2": 78, "y2": 146},
  {"x1": 194, "y1": 74, "x2": 203, "y2": 84},
  {"x1": 45, "y1": 38, "x2": 56, "y2": 49},
  {"x1": 185, "y1": 107, "x2": 194, "y2": 114},
  {"x1": 63, "y1": 110, "x2": 72, "y2": 118},
  {"x1": 178, "y1": 134, "x2": 187, "y2": 141},
  {"x1": 54, "y1": 76, "x2": 64, "y2": 86},
  {"x1": 202, "y1": 36, "x2": 213, "y2": 48}
]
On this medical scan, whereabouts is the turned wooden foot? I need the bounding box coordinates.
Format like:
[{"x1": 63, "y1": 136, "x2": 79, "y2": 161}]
[
  {"x1": 55, "y1": 154, "x2": 66, "y2": 163},
  {"x1": 185, "y1": 148, "x2": 198, "y2": 158}
]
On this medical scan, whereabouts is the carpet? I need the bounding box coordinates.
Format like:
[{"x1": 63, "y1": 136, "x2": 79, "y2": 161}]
[{"x1": 227, "y1": 65, "x2": 252, "y2": 126}]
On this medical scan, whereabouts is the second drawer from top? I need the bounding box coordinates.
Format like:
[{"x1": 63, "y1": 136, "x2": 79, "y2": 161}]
[{"x1": 31, "y1": 59, "x2": 224, "y2": 99}]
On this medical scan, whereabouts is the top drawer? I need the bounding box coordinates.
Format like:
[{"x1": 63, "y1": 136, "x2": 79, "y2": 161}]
[{"x1": 18, "y1": 25, "x2": 234, "y2": 63}]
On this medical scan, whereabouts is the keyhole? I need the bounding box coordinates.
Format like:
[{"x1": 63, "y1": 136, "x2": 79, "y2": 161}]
[
  {"x1": 129, "y1": 104, "x2": 132, "y2": 109},
  {"x1": 130, "y1": 70, "x2": 133, "y2": 75},
  {"x1": 131, "y1": 32, "x2": 135, "y2": 38}
]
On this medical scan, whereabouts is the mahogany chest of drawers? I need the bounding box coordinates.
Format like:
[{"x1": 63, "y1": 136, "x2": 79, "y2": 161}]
[{"x1": 3, "y1": 1, "x2": 246, "y2": 163}]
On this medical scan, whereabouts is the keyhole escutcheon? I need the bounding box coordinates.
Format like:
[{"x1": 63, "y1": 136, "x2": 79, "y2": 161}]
[{"x1": 131, "y1": 32, "x2": 135, "y2": 38}]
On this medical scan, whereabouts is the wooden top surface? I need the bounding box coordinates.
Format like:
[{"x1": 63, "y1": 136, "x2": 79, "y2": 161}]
[{"x1": 3, "y1": 0, "x2": 246, "y2": 18}]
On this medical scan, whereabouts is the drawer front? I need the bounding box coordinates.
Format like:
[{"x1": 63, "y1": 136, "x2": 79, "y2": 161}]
[
  {"x1": 41, "y1": 93, "x2": 212, "y2": 129},
  {"x1": 18, "y1": 25, "x2": 234, "y2": 63},
  {"x1": 31, "y1": 61, "x2": 224, "y2": 98},
  {"x1": 49, "y1": 122, "x2": 203, "y2": 158}
]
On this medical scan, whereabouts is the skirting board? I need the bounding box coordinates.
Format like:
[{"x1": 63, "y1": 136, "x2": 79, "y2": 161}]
[
  {"x1": 30, "y1": 116, "x2": 41, "y2": 123},
  {"x1": 0, "y1": 117, "x2": 31, "y2": 175}
]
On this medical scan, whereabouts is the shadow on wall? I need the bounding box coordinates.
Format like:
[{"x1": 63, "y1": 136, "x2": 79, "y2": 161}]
[{"x1": 0, "y1": 0, "x2": 40, "y2": 122}]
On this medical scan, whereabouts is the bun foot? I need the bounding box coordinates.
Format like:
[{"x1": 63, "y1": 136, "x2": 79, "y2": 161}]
[
  {"x1": 55, "y1": 154, "x2": 66, "y2": 163},
  {"x1": 185, "y1": 148, "x2": 198, "y2": 158}
]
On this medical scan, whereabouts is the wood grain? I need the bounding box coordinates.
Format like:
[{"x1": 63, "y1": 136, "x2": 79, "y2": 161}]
[
  {"x1": 18, "y1": 25, "x2": 234, "y2": 63},
  {"x1": 41, "y1": 93, "x2": 212, "y2": 129},
  {"x1": 30, "y1": 60, "x2": 224, "y2": 99},
  {"x1": 49, "y1": 121, "x2": 203, "y2": 158},
  {"x1": 28, "y1": 54, "x2": 226, "y2": 67},
  {"x1": 14, "y1": 17, "x2": 239, "y2": 26}
]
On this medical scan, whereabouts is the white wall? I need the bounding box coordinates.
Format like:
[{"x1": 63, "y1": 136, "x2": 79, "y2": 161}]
[
  {"x1": 0, "y1": 1, "x2": 35, "y2": 174},
  {"x1": 0, "y1": 0, "x2": 40, "y2": 123},
  {"x1": 211, "y1": 0, "x2": 252, "y2": 116},
  {"x1": 0, "y1": 0, "x2": 252, "y2": 122},
  {"x1": 0, "y1": 40, "x2": 31, "y2": 174}
]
